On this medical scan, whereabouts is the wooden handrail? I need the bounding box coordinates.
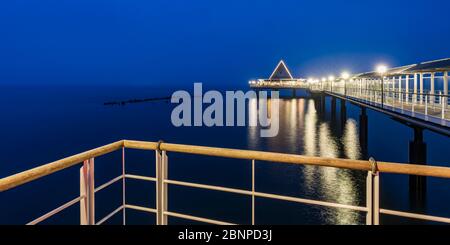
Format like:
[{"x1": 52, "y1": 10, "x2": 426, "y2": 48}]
[
  {"x1": 126, "y1": 140, "x2": 450, "y2": 179},
  {"x1": 123, "y1": 140, "x2": 158, "y2": 150},
  {"x1": 0, "y1": 141, "x2": 124, "y2": 192},
  {"x1": 1, "y1": 139, "x2": 450, "y2": 192}
]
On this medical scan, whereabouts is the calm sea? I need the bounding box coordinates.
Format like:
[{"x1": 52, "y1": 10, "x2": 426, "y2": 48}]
[{"x1": 0, "y1": 85, "x2": 449, "y2": 225}]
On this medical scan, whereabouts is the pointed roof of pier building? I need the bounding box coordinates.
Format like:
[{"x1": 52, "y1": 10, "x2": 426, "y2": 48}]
[{"x1": 269, "y1": 60, "x2": 294, "y2": 80}]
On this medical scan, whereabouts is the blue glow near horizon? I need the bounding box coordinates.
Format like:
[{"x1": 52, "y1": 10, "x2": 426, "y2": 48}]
[{"x1": 1, "y1": 0, "x2": 449, "y2": 87}]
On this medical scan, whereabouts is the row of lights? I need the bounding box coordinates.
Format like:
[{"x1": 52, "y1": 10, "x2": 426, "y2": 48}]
[
  {"x1": 249, "y1": 64, "x2": 389, "y2": 84},
  {"x1": 307, "y1": 64, "x2": 388, "y2": 84}
]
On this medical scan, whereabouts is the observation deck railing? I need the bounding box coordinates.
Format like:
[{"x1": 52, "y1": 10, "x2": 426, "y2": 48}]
[{"x1": 1, "y1": 140, "x2": 450, "y2": 225}]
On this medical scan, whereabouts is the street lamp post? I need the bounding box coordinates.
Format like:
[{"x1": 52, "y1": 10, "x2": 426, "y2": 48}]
[
  {"x1": 376, "y1": 65, "x2": 388, "y2": 108},
  {"x1": 328, "y1": 75, "x2": 335, "y2": 93},
  {"x1": 341, "y1": 71, "x2": 350, "y2": 97},
  {"x1": 344, "y1": 80, "x2": 346, "y2": 96}
]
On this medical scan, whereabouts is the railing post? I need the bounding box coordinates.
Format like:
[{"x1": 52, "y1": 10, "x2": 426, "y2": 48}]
[
  {"x1": 252, "y1": 159, "x2": 255, "y2": 225},
  {"x1": 156, "y1": 149, "x2": 162, "y2": 225},
  {"x1": 80, "y1": 161, "x2": 88, "y2": 225},
  {"x1": 405, "y1": 75, "x2": 409, "y2": 103},
  {"x1": 161, "y1": 151, "x2": 168, "y2": 225},
  {"x1": 122, "y1": 147, "x2": 126, "y2": 225},
  {"x1": 366, "y1": 170, "x2": 373, "y2": 225},
  {"x1": 401, "y1": 92, "x2": 404, "y2": 111},
  {"x1": 419, "y1": 73, "x2": 423, "y2": 104},
  {"x1": 156, "y1": 142, "x2": 168, "y2": 225},
  {"x1": 441, "y1": 92, "x2": 445, "y2": 120},
  {"x1": 373, "y1": 170, "x2": 380, "y2": 225},
  {"x1": 430, "y1": 72, "x2": 435, "y2": 107},
  {"x1": 366, "y1": 158, "x2": 380, "y2": 225},
  {"x1": 80, "y1": 158, "x2": 95, "y2": 225}
]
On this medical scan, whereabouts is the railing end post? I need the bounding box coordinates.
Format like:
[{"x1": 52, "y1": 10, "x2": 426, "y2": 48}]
[
  {"x1": 80, "y1": 159, "x2": 95, "y2": 225},
  {"x1": 155, "y1": 140, "x2": 168, "y2": 225},
  {"x1": 367, "y1": 157, "x2": 380, "y2": 225}
]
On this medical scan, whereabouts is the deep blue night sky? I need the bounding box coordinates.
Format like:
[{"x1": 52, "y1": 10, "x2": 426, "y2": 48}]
[{"x1": 1, "y1": 0, "x2": 450, "y2": 88}]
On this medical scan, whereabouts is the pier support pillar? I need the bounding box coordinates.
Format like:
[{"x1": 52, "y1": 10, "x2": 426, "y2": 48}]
[
  {"x1": 359, "y1": 107, "x2": 368, "y2": 159},
  {"x1": 340, "y1": 99, "x2": 347, "y2": 132},
  {"x1": 331, "y1": 96, "x2": 336, "y2": 121},
  {"x1": 312, "y1": 93, "x2": 320, "y2": 112},
  {"x1": 319, "y1": 92, "x2": 326, "y2": 117},
  {"x1": 254, "y1": 89, "x2": 260, "y2": 99},
  {"x1": 409, "y1": 127, "x2": 427, "y2": 212},
  {"x1": 321, "y1": 93, "x2": 326, "y2": 114}
]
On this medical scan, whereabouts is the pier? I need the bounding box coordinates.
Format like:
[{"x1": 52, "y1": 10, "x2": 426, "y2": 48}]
[{"x1": 250, "y1": 58, "x2": 450, "y2": 136}]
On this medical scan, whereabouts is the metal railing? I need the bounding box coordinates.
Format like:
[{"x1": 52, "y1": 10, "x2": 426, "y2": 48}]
[
  {"x1": 308, "y1": 84, "x2": 450, "y2": 126},
  {"x1": 250, "y1": 82, "x2": 449, "y2": 125},
  {"x1": 250, "y1": 81, "x2": 310, "y2": 89},
  {"x1": 1, "y1": 140, "x2": 450, "y2": 225}
]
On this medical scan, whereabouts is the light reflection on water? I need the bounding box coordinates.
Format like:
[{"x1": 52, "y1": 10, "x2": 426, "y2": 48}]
[
  {"x1": 247, "y1": 97, "x2": 364, "y2": 224},
  {"x1": 343, "y1": 119, "x2": 361, "y2": 160}
]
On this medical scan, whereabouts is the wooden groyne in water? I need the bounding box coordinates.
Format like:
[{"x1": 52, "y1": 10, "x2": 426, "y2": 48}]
[{"x1": 104, "y1": 96, "x2": 171, "y2": 106}]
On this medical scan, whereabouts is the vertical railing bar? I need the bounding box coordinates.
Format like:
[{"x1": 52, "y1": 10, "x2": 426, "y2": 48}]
[
  {"x1": 441, "y1": 92, "x2": 445, "y2": 120},
  {"x1": 161, "y1": 151, "x2": 168, "y2": 225},
  {"x1": 373, "y1": 173, "x2": 380, "y2": 225},
  {"x1": 401, "y1": 92, "x2": 404, "y2": 111},
  {"x1": 80, "y1": 160, "x2": 88, "y2": 225},
  {"x1": 88, "y1": 158, "x2": 95, "y2": 225},
  {"x1": 122, "y1": 147, "x2": 126, "y2": 225},
  {"x1": 368, "y1": 157, "x2": 380, "y2": 225},
  {"x1": 252, "y1": 159, "x2": 255, "y2": 225},
  {"x1": 80, "y1": 158, "x2": 95, "y2": 225},
  {"x1": 366, "y1": 171, "x2": 373, "y2": 225},
  {"x1": 155, "y1": 149, "x2": 162, "y2": 225}
]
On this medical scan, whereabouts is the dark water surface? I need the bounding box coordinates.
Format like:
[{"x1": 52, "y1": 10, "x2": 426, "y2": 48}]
[{"x1": 0, "y1": 85, "x2": 449, "y2": 225}]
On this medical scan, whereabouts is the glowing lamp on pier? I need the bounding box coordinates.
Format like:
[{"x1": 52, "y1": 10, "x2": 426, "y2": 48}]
[
  {"x1": 328, "y1": 75, "x2": 335, "y2": 81},
  {"x1": 376, "y1": 64, "x2": 388, "y2": 75},
  {"x1": 341, "y1": 71, "x2": 350, "y2": 95},
  {"x1": 341, "y1": 71, "x2": 350, "y2": 80}
]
